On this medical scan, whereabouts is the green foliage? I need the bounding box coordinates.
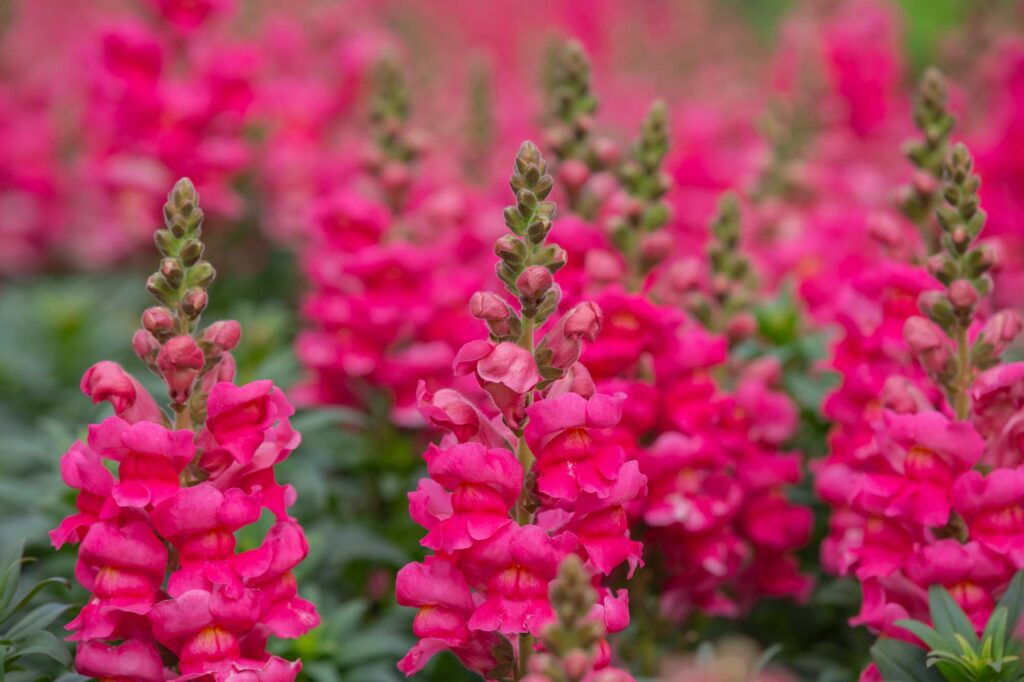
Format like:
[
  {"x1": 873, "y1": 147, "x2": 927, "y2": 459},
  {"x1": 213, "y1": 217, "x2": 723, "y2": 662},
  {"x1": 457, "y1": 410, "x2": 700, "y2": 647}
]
[
  {"x1": 0, "y1": 543, "x2": 73, "y2": 680},
  {"x1": 872, "y1": 572, "x2": 1024, "y2": 682}
]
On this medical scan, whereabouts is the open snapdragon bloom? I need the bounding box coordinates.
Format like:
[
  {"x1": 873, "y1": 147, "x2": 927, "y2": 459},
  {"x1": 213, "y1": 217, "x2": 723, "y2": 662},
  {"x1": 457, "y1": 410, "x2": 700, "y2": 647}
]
[{"x1": 52, "y1": 179, "x2": 317, "y2": 681}]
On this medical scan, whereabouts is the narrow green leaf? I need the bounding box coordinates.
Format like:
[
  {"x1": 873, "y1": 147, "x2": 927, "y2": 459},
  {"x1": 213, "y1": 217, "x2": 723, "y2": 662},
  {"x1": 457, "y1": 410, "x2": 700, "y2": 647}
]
[
  {"x1": 871, "y1": 637, "x2": 946, "y2": 682},
  {"x1": 895, "y1": 618, "x2": 954, "y2": 652},
  {"x1": 996, "y1": 570, "x2": 1024, "y2": 638},
  {"x1": 5, "y1": 603, "x2": 71, "y2": 641},
  {"x1": 929, "y1": 584, "x2": 980, "y2": 648}
]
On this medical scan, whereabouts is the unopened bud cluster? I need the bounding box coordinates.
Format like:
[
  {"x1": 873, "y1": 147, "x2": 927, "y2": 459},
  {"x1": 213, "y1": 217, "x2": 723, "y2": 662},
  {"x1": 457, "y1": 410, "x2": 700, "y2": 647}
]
[
  {"x1": 522, "y1": 556, "x2": 609, "y2": 682},
  {"x1": 135, "y1": 179, "x2": 238, "y2": 415},
  {"x1": 486, "y1": 142, "x2": 565, "y2": 331},
  {"x1": 899, "y1": 68, "x2": 955, "y2": 229},
  {"x1": 685, "y1": 193, "x2": 757, "y2": 343},
  {"x1": 610, "y1": 101, "x2": 673, "y2": 276},
  {"x1": 908, "y1": 143, "x2": 1018, "y2": 409},
  {"x1": 365, "y1": 55, "x2": 424, "y2": 212},
  {"x1": 543, "y1": 41, "x2": 616, "y2": 216}
]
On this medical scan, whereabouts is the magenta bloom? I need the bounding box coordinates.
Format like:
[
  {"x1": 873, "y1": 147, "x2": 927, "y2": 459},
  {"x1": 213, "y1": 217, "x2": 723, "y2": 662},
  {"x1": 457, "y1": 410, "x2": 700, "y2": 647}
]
[
  {"x1": 468, "y1": 525, "x2": 575, "y2": 636},
  {"x1": 953, "y1": 466, "x2": 1024, "y2": 567},
  {"x1": 81, "y1": 360, "x2": 164, "y2": 424},
  {"x1": 418, "y1": 442, "x2": 523, "y2": 553},
  {"x1": 454, "y1": 340, "x2": 540, "y2": 427},
  {"x1": 205, "y1": 380, "x2": 294, "y2": 465},
  {"x1": 88, "y1": 417, "x2": 194, "y2": 508},
  {"x1": 50, "y1": 442, "x2": 117, "y2": 548},
  {"x1": 525, "y1": 392, "x2": 627, "y2": 503}
]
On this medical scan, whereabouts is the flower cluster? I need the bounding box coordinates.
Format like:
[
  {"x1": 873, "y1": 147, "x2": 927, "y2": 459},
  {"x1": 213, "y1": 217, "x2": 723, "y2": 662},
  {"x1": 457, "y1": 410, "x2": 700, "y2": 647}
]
[
  {"x1": 397, "y1": 142, "x2": 642, "y2": 680},
  {"x1": 539, "y1": 54, "x2": 814, "y2": 621},
  {"x1": 51, "y1": 179, "x2": 318, "y2": 681},
  {"x1": 295, "y1": 54, "x2": 490, "y2": 425},
  {"x1": 816, "y1": 73, "x2": 1024, "y2": 677}
]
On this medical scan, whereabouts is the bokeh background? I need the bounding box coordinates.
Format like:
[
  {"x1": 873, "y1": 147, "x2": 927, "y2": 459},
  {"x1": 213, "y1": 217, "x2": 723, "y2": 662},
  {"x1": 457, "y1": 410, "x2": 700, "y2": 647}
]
[{"x1": 1, "y1": 1, "x2": 1022, "y2": 680}]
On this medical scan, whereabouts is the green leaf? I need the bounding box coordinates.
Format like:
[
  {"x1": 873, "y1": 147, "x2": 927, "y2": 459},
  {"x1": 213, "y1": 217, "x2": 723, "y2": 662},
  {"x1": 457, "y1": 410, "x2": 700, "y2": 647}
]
[
  {"x1": 5, "y1": 629, "x2": 71, "y2": 667},
  {"x1": 996, "y1": 570, "x2": 1024, "y2": 638},
  {"x1": 871, "y1": 638, "x2": 945, "y2": 682},
  {"x1": 928, "y1": 584, "x2": 979, "y2": 648},
  {"x1": 894, "y1": 619, "x2": 953, "y2": 653},
  {"x1": 5, "y1": 603, "x2": 71, "y2": 641}
]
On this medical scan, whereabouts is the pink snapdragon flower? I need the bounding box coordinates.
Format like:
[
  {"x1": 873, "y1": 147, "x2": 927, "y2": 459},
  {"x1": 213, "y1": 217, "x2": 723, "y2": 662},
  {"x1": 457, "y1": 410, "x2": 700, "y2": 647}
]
[
  {"x1": 398, "y1": 143, "x2": 642, "y2": 678},
  {"x1": 54, "y1": 179, "x2": 317, "y2": 680}
]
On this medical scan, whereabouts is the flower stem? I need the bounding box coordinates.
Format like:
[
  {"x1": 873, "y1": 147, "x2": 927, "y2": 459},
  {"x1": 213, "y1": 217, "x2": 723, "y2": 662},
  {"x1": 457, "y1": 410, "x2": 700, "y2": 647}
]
[
  {"x1": 954, "y1": 324, "x2": 971, "y2": 420},
  {"x1": 517, "y1": 632, "x2": 534, "y2": 680}
]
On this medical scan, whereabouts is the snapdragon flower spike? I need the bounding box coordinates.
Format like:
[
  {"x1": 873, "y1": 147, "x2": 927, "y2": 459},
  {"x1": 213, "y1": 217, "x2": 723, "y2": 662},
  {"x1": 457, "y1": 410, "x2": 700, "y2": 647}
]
[
  {"x1": 366, "y1": 54, "x2": 422, "y2": 213},
  {"x1": 898, "y1": 68, "x2": 955, "y2": 236},
  {"x1": 906, "y1": 142, "x2": 1008, "y2": 419},
  {"x1": 399, "y1": 142, "x2": 643, "y2": 680},
  {"x1": 53, "y1": 178, "x2": 317, "y2": 681},
  {"x1": 542, "y1": 41, "x2": 611, "y2": 219},
  {"x1": 609, "y1": 101, "x2": 673, "y2": 282},
  {"x1": 521, "y1": 555, "x2": 634, "y2": 682}
]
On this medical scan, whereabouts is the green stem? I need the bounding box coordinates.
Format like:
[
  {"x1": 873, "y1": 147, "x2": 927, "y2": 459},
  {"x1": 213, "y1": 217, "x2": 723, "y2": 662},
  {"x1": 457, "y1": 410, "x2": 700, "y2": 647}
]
[
  {"x1": 517, "y1": 632, "x2": 534, "y2": 680},
  {"x1": 953, "y1": 324, "x2": 971, "y2": 420}
]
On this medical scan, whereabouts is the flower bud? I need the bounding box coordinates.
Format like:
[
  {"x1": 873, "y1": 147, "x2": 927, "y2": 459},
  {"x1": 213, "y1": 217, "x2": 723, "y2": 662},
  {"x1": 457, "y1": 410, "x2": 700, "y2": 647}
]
[
  {"x1": 562, "y1": 301, "x2": 603, "y2": 343},
  {"x1": 867, "y1": 213, "x2": 903, "y2": 247},
  {"x1": 181, "y1": 288, "x2": 208, "y2": 317},
  {"x1": 202, "y1": 320, "x2": 242, "y2": 354},
  {"x1": 470, "y1": 292, "x2": 510, "y2": 322},
  {"x1": 187, "y1": 261, "x2": 216, "y2": 288},
  {"x1": 563, "y1": 649, "x2": 591, "y2": 679},
  {"x1": 495, "y1": 234, "x2": 527, "y2": 265},
  {"x1": 948, "y1": 280, "x2": 978, "y2": 309},
  {"x1": 904, "y1": 316, "x2": 951, "y2": 374},
  {"x1": 558, "y1": 159, "x2": 590, "y2": 191},
  {"x1": 912, "y1": 170, "x2": 938, "y2": 196},
  {"x1": 880, "y1": 376, "x2": 930, "y2": 414},
  {"x1": 517, "y1": 266, "x2": 553, "y2": 298},
  {"x1": 979, "y1": 310, "x2": 1023, "y2": 357},
  {"x1": 593, "y1": 137, "x2": 620, "y2": 167},
  {"x1": 132, "y1": 329, "x2": 161, "y2": 364},
  {"x1": 142, "y1": 307, "x2": 174, "y2": 335},
  {"x1": 80, "y1": 361, "x2": 136, "y2": 413},
  {"x1": 726, "y1": 312, "x2": 757, "y2": 343},
  {"x1": 584, "y1": 250, "x2": 625, "y2": 284},
  {"x1": 640, "y1": 230, "x2": 673, "y2": 263},
  {"x1": 156, "y1": 335, "x2": 205, "y2": 403}
]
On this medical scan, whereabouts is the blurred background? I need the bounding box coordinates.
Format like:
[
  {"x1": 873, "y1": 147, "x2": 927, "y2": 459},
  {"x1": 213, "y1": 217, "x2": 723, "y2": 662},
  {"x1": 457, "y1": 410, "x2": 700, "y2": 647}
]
[{"x1": 1, "y1": 1, "x2": 1022, "y2": 680}]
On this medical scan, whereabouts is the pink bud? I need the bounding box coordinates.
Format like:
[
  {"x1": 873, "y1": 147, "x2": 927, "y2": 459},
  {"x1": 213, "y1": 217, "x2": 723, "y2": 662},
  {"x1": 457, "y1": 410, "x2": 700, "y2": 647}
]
[
  {"x1": 593, "y1": 137, "x2": 620, "y2": 166},
  {"x1": 181, "y1": 288, "x2": 208, "y2": 316},
  {"x1": 980, "y1": 310, "x2": 1023, "y2": 356},
  {"x1": 132, "y1": 329, "x2": 161, "y2": 363},
  {"x1": 880, "y1": 376, "x2": 930, "y2": 414},
  {"x1": 548, "y1": 245, "x2": 568, "y2": 271},
  {"x1": 904, "y1": 316, "x2": 951, "y2": 374},
  {"x1": 470, "y1": 292, "x2": 512, "y2": 336},
  {"x1": 80, "y1": 361, "x2": 136, "y2": 414},
  {"x1": 469, "y1": 292, "x2": 509, "y2": 322},
  {"x1": 563, "y1": 649, "x2": 591, "y2": 679},
  {"x1": 202, "y1": 320, "x2": 242, "y2": 353},
  {"x1": 952, "y1": 227, "x2": 969, "y2": 247},
  {"x1": 562, "y1": 301, "x2": 603, "y2": 343},
  {"x1": 558, "y1": 159, "x2": 590, "y2": 190},
  {"x1": 867, "y1": 213, "x2": 903, "y2": 247},
  {"x1": 926, "y1": 254, "x2": 947, "y2": 277},
  {"x1": 727, "y1": 312, "x2": 757, "y2": 342},
  {"x1": 640, "y1": 231, "x2": 673, "y2": 263},
  {"x1": 948, "y1": 280, "x2": 978, "y2": 308},
  {"x1": 380, "y1": 161, "x2": 410, "y2": 194},
  {"x1": 516, "y1": 266, "x2": 553, "y2": 298},
  {"x1": 544, "y1": 302, "x2": 603, "y2": 370},
  {"x1": 912, "y1": 170, "x2": 938, "y2": 196},
  {"x1": 142, "y1": 306, "x2": 174, "y2": 334},
  {"x1": 156, "y1": 335, "x2": 205, "y2": 404},
  {"x1": 666, "y1": 258, "x2": 702, "y2": 293},
  {"x1": 584, "y1": 250, "x2": 625, "y2": 284}
]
